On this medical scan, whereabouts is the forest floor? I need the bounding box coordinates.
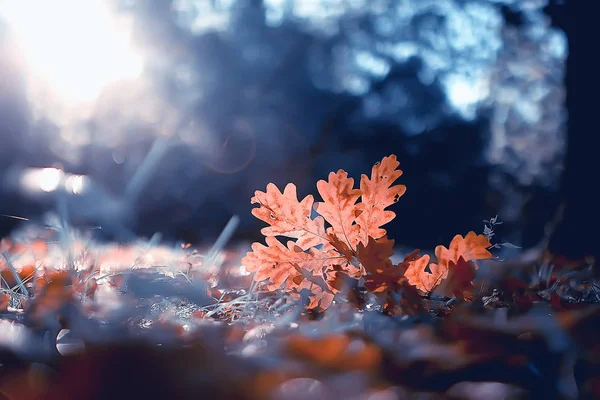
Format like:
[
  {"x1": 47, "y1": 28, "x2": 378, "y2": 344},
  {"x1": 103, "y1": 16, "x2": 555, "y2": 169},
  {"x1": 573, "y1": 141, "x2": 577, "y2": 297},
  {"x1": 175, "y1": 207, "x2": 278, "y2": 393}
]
[{"x1": 0, "y1": 228, "x2": 598, "y2": 400}]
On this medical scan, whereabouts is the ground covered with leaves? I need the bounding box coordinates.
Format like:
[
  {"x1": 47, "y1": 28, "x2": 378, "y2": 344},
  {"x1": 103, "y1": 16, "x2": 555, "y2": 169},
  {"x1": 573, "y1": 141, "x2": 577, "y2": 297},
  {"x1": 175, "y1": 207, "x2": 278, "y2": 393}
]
[{"x1": 1, "y1": 155, "x2": 599, "y2": 400}]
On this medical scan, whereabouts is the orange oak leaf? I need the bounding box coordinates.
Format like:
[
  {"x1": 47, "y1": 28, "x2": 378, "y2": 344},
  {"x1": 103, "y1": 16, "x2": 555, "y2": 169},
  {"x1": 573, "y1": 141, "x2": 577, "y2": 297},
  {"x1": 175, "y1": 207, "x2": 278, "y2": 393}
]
[
  {"x1": 403, "y1": 254, "x2": 434, "y2": 292},
  {"x1": 356, "y1": 155, "x2": 406, "y2": 244},
  {"x1": 314, "y1": 170, "x2": 362, "y2": 248},
  {"x1": 250, "y1": 183, "x2": 327, "y2": 250},
  {"x1": 241, "y1": 236, "x2": 344, "y2": 289},
  {"x1": 435, "y1": 231, "x2": 493, "y2": 266},
  {"x1": 405, "y1": 232, "x2": 492, "y2": 296},
  {"x1": 243, "y1": 154, "x2": 407, "y2": 309}
]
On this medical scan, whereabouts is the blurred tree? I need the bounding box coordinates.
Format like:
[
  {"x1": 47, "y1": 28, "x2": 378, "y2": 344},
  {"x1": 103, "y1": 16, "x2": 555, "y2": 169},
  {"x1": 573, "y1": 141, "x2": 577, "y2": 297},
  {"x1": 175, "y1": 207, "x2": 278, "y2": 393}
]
[{"x1": 547, "y1": 1, "x2": 599, "y2": 263}]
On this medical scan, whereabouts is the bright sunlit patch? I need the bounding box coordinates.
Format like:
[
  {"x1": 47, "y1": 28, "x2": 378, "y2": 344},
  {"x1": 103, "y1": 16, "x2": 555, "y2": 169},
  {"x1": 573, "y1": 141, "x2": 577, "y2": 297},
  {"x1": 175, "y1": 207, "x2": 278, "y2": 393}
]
[
  {"x1": 0, "y1": 320, "x2": 32, "y2": 352},
  {"x1": 444, "y1": 73, "x2": 489, "y2": 120},
  {"x1": 21, "y1": 167, "x2": 64, "y2": 193},
  {"x1": 65, "y1": 174, "x2": 86, "y2": 194},
  {"x1": 0, "y1": 0, "x2": 142, "y2": 106},
  {"x1": 237, "y1": 265, "x2": 251, "y2": 276},
  {"x1": 38, "y1": 168, "x2": 63, "y2": 192}
]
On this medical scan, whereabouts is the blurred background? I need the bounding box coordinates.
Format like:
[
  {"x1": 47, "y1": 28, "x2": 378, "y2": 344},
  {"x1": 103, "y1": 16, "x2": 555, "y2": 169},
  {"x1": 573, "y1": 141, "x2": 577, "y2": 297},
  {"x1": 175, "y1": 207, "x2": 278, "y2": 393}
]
[{"x1": 0, "y1": 0, "x2": 589, "y2": 256}]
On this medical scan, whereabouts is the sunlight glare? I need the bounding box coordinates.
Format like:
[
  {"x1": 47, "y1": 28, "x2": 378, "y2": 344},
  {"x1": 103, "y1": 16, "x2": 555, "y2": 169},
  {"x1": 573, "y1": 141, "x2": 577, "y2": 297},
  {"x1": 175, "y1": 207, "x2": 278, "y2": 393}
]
[
  {"x1": 0, "y1": 0, "x2": 143, "y2": 105},
  {"x1": 65, "y1": 174, "x2": 86, "y2": 194},
  {"x1": 20, "y1": 167, "x2": 64, "y2": 193},
  {"x1": 39, "y1": 168, "x2": 63, "y2": 192}
]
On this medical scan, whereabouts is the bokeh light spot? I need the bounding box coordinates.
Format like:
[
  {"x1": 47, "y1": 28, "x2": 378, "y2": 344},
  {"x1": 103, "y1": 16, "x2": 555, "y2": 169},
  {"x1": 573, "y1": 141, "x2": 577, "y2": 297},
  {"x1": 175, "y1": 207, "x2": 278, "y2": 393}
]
[{"x1": 38, "y1": 168, "x2": 63, "y2": 193}]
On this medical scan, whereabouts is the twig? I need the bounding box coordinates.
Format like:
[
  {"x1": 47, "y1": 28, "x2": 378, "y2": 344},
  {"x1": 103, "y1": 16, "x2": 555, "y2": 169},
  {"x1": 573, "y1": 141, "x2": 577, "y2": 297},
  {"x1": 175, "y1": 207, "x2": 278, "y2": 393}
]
[{"x1": 1, "y1": 252, "x2": 28, "y2": 295}]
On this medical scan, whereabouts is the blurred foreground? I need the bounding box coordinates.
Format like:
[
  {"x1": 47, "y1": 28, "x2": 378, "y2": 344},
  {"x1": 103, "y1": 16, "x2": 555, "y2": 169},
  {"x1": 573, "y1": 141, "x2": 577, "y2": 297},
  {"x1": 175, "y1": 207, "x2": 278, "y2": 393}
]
[{"x1": 0, "y1": 226, "x2": 598, "y2": 399}]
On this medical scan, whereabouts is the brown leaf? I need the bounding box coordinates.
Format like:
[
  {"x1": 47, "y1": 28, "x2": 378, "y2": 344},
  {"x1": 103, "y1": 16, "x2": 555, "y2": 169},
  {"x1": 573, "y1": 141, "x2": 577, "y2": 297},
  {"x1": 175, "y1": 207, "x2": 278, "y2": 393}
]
[
  {"x1": 326, "y1": 233, "x2": 355, "y2": 263},
  {"x1": 357, "y1": 236, "x2": 399, "y2": 293},
  {"x1": 393, "y1": 279, "x2": 426, "y2": 314},
  {"x1": 357, "y1": 236, "x2": 395, "y2": 271},
  {"x1": 327, "y1": 264, "x2": 358, "y2": 291},
  {"x1": 438, "y1": 256, "x2": 477, "y2": 300}
]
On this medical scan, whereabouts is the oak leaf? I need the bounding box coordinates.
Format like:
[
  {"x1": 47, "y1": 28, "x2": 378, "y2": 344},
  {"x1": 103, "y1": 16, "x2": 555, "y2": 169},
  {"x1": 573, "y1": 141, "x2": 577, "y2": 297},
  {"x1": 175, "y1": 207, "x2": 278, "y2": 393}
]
[
  {"x1": 326, "y1": 233, "x2": 356, "y2": 263},
  {"x1": 403, "y1": 254, "x2": 436, "y2": 293},
  {"x1": 314, "y1": 170, "x2": 362, "y2": 248},
  {"x1": 438, "y1": 256, "x2": 477, "y2": 300},
  {"x1": 435, "y1": 231, "x2": 493, "y2": 266},
  {"x1": 362, "y1": 247, "x2": 427, "y2": 313},
  {"x1": 250, "y1": 183, "x2": 327, "y2": 250},
  {"x1": 242, "y1": 236, "x2": 343, "y2": 288},
  {"x1": 405, "y1": 232, "x2": 492, "y2": 298},
  {"x1": 357, "y1": 236, "x2": 396, "y2": 293},
  {"x1": 243, "y1": 155, "x2": 406, "y2": 309},
  {"x1": 356, "y1": 155, "x2": 406, "y2": 244},
  {"x1": 291, "y1": 277, "x2": 336, "y2": 310}
]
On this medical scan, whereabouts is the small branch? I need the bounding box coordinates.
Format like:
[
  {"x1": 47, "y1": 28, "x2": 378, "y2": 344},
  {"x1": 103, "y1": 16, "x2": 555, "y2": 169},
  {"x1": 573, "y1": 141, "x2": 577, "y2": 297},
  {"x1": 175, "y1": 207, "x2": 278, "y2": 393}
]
[{"x1": 1, "y1": 252, "x2": 28, "y2": 296}]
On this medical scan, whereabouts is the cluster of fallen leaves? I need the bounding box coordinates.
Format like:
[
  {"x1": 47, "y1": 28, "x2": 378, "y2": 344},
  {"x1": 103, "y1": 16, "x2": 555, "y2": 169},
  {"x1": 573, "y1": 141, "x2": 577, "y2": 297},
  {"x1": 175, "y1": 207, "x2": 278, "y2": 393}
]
[{"x1": 242, "y1": 155, "x2": 493, "y2": 312}]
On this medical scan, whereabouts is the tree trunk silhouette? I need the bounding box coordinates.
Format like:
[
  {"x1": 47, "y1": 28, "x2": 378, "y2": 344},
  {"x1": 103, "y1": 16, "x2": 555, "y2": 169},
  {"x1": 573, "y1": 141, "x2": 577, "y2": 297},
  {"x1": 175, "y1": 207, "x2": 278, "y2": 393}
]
[{"x1": 547, "y1": 2, "x2": 599, "y2": 263}]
